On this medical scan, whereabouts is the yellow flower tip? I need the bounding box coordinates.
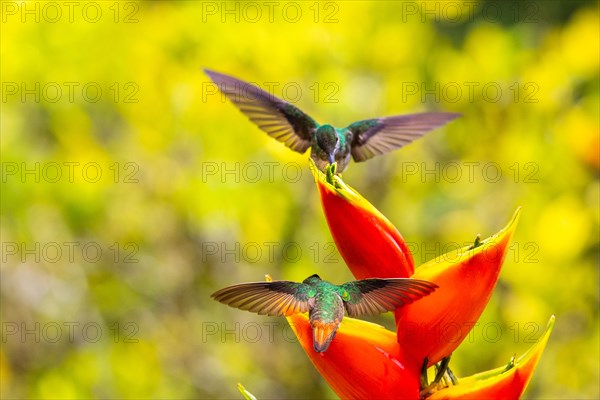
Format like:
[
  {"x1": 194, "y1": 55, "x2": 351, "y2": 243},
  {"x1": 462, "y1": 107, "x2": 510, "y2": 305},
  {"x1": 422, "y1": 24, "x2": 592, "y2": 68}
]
[
  {"x1": 308, "y1": 158, "x2": 356, "y2": 197},
  {"x1": 308, "y1": 157, "x2": 321, "y2": 181},
  {"x1": 415, "y1": 207, "x2": 522, "y2": 279},
  {"x1": 504, "y1": 206, "x2": 522, "y2": 236},
  {"x1": 400, "y1": 208, "x2": 525, "y2": 365},
  {"x1": 480, "y1": 206, "x2": 521, "y2": 248},
  {"x1": 517, "y1": 314, "x2": 554, "y2": 363},
  {"x1": 309, "y1": 158, "x2": 341, "y2": 189},
  {"x1": 428, "y1": 315, "x2": 555, "y2": 399},
  {"x1": 264, "y1": 274, "x2": 273, "y2": 282},
  {"x1": 309, "y1": 157, "x2": 386, "y2": 219},
  {"x1": 473, "y1": 206, "x2": 522, "y2": 256}
]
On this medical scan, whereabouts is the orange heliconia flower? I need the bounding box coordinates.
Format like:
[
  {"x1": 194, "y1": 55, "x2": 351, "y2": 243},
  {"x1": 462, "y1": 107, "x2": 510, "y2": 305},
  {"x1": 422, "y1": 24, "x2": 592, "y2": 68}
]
[{"x1": 284, "y1": 163, "x2": 553, "y2": 399}]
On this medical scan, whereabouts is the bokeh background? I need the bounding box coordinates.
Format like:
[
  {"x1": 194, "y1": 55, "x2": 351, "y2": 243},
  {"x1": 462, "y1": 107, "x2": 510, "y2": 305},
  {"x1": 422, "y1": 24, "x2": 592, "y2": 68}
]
[{"x1": 1, "y1": 0, "x2": 598, "y2": 398}]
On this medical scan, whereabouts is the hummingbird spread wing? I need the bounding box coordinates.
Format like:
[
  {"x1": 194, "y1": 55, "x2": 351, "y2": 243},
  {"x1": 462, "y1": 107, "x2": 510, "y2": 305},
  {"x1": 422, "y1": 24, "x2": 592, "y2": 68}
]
[
  {"x1": 341, "y1": 278, "x2": 438, "y2": 317},
  {"x1": 204, "y1": 69, "x2": 318, "y2": 153},
  {"x1": 211, "y1": 281, "x2": 314, "y2": 317},
  {"x1": 347, "y1": 112, "x2": 461, "y2": 162}
]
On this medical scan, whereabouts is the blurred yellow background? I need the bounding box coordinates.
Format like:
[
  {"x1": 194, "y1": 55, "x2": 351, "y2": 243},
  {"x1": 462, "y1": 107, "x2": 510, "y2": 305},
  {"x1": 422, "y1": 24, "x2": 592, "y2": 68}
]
[{"x1": 1, "y1": 1, "x2": 598, "y2": 398}]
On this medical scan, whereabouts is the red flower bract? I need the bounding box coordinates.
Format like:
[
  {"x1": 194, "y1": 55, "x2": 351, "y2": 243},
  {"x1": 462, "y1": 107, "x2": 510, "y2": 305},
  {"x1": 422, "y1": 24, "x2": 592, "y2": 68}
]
[{"x1": 312, "y1": 161, "x2": 414, "y2": 279}]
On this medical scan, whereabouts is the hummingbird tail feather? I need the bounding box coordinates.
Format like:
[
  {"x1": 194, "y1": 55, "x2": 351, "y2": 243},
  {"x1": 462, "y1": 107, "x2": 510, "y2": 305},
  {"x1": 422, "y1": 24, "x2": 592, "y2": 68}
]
[{"x1": 312, "y1": 320, "x2": 338, "y2": 353}]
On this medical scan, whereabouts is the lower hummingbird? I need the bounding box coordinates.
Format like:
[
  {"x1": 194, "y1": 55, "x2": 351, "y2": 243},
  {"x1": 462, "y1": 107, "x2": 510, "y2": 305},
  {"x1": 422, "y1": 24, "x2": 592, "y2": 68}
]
[
  {"x1": 212, "y1": 274, "x2": 437, "y2": 352},
  {"x1": 204, "y1": 69, "x2": 460, "y2": 173}
]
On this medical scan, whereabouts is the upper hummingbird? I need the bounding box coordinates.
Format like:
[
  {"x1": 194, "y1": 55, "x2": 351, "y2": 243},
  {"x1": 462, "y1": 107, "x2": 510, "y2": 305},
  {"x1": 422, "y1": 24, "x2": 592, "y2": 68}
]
[
  {"x1": 211, "y1": 274, "x2": 437, "y2": 352},
  {"x1": 204, "y1": 69, "x2": 460, "y2": 173}
]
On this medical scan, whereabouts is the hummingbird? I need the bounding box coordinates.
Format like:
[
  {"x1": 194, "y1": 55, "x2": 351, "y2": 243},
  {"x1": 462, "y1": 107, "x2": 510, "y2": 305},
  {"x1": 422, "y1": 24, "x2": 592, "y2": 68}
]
[
  {"x1": 211, "y1": 274, "x2": 437, "y2": 352},
  {"x1": 204, "y1": 69, "x2": 460, "y2": 173}
]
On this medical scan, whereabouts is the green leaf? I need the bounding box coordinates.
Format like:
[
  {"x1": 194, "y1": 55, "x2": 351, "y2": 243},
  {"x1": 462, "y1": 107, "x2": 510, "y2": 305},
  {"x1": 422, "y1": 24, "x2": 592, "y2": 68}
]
[{"x1": 237, "y1": 383, "x2": 257, "y2": 400}]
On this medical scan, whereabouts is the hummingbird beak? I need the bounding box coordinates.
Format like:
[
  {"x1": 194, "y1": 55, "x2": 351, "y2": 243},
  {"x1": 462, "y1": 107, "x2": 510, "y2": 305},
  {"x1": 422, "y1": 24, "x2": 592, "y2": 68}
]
[{"x1": 328, "y1": 153, "x2": 335, "y2": 164}]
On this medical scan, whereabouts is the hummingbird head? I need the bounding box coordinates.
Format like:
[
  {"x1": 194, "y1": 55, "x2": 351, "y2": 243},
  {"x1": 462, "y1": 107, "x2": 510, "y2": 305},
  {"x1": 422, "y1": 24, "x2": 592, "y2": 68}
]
[
  {"x1": 316, "y1": 125, "x2": 339, "y2": 164},
  {"x1": 303, "y1": 274, "x2": 322, "y2": 285}
]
